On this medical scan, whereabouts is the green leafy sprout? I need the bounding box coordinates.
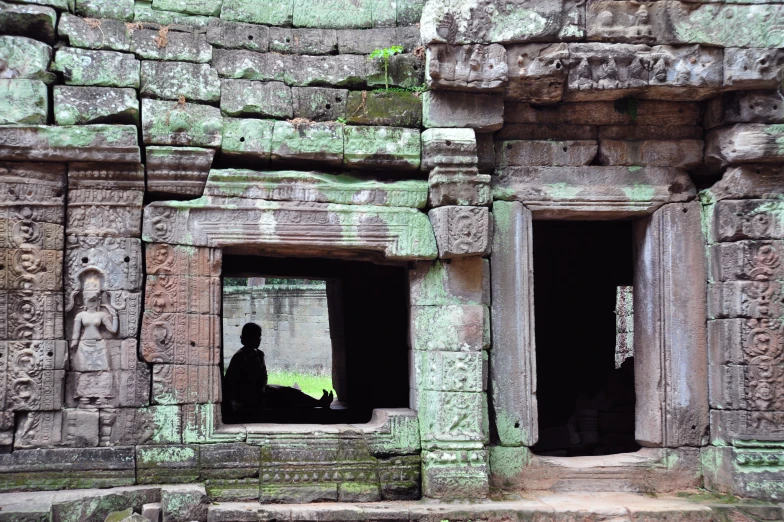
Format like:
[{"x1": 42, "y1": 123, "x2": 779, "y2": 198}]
[{"x1": 369, "y1": 45, "x2": 404, "y2": 91}]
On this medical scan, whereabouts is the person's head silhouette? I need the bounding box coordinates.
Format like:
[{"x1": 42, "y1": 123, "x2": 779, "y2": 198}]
[{"x1": 241, "y1": 323, "x2": 262, "y2": 349}]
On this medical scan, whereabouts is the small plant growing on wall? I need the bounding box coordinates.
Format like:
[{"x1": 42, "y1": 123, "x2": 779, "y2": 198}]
[{"x1": 369, "y1": 45, "x2": 403, "y2": 91}]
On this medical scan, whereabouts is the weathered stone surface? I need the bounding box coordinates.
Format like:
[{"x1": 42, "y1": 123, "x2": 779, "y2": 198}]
[
  {"x1": 270, "y1": 121, "x2": 344, "y2": 167},
  {"x1": 661, "y1": 2, "x2": 784, "y2": 48},
  {"x1": 429, "y1": 206, "x2": 492, "y2": 259},
  {"x1": 75, "y1": 0, "x2": 134, "y2": 21},
  {"x1": 705, "y1": 92, "x2": 784, "y2": 130},
  {"x1": 0, "y1": 293, "x2": 63, "y2": 339},
  {"x1": 145, "y1": 146, "x2": 214, "y2": 196},
  {"x1": 423, "y1": 91, "x2": 503, "y2": 132},
  {"x1": 411, "y1": 304, "x2": 490, "y2": 352},
  {"x1": 337, "y1": 27, "x2": 420, "y2": 54},
  {"x1": 422, "y1": 449, "x2": 489, "y2": 499},
  {"x1": 153, "y1": 0, "x2": 222, "y2": 16},
  {"x1": 0, "y1": 79, "x2": 47, "y2": 125},
  {"x1": 586, "y1": 0, "x2": 655, "y2": 44},
  {"x1": 0, "y1": 2, "x2": 57, "y2": 43},
  {"x1": 133, "y1": 2, "x2": 213, "y2": 27},
  {"x1": 724, "y1": 48, "x2": 784, "y2": 91},
  {"x1": 66, "y1": 339, "x2": 141, "y2": 373},
  {"x1": 200, "y1": 443, "x2": 261, "y2": 500},
  {"x1": 429, "y1": 167, "x2": 492, "y2": 207},
  {"x1": 140, "y1": 61, "x2": 220, "y2": 103},
  {"x1": 418, "y1": 393, "x2": 487, "y2": 447},
  {"x1": 421, "y1": 128, "x2": 477, "y2": 170},
  {"x1": 145, "y1": 275, "x2": 220, "y2": 316},
  {"x1": 206, "y1": 19, "x2": 269, "y2": 52},
  {"x1": 64, "y1": 235, "x2": 143, "y2": 292},
  {"x1": 0, "y1": 447, "x2": 135, "y2": 488},
  {"x1": 152, "y1": 363, "x2": 221, "y2": 404},
  {"x1": 634, "y1": 202, "x2": 709, "y2": 447},
  {"x1": 182, "y1": 403, "x2": 245, "y2": 444},
  {"x1": 421, "y1": 0, "x2": 582, "y2": 44},
  {"x1": 162, "y1": 484, "x2": 207, "y2": 522},
  {"x1": 220, "y1": 79, "x2": 292, "y2": 118},
  {"x1": 65, "y1": 368, "x2": 151, "y2": 408},
  {"x1": 143, "y1": 199, "x2": 437, "y2": 260},
  {"x1": 497, "y1": 140, "x2": 597, "y2": 167},
  {"x1": 137, "y1": 445, "x2": 199, "y2": 484},
  {"x1": 565, "y1": 43, "x2": 649, "y2": 101},
  {"x1": 598, "y1": 125, "x2": 703, "y2": 141},
  {"x1": 270, "y1": 27, "x2": 337, "y2": 55},
  {"x1": 711, "y1": 200, "x2": 784, "y2": 243},
  {"x1": 598, "y1": 139, "x2": 703, "y2": 168},
  {"x1": 292, "y1": 87, "x2": 347, "y2": 122},
  {"x1": 706, "y1": 124, "x2": 784, "y2": 168},
  {"x1": 1, "y1": 339, "x2": 67, "y2": 368},
  {"x1": 0, "y1": 125, "x2": 140, "y2": 163},
  {"x1": 141, "y1": 312, "x2": 220, "y2": 364},
  {"x1": 205, "y1": 169, "x2": 428, "y2": 208},
  {"x1": 53, "y1": 48, "x2": 140, "y2": 88},
  {"x1": 14, "y1": 409, "x2": 95, "y2": 447},
  {"x1": 708, "y1": 280, "x2": 784, "y2": 321},
  {"x1": 221, "y1": 0, "x2": 293, "y2": 29},
  {"x1": 497, "y1": 123, "x2": 597, "y2": 141},
  {"x1": 142, "y1": 503, "x2": 162, "y2": 521},
  {"x1": 345, "y1": 91, "x2": 422, "y2": 128},
  {"x1": 288, "y1": 54, "x2": 368, "y2": 88},
  {"x1": 708, "y1": 165, "x2": 784, "y2": 202},
  {"x1": 494, "y1": 166, "x2": 694, "y2": 218},
  {"x1": 643, "y1": 44, "x2": 723, "y2": 101},
  {"x1": 0, "y1": 36, "x2": 55, "y2": 83},
  {"x1": 54, "y1": 86, "x2": 138, "y2": 126},
  {"x1": 343, "y1": 125, "x2": 421, "y2": 171},
  {"x1": 221, "y1": 118, "x2": 274, "y2": 163},
  {"x1": 709, "y1": 410, "x2": 784, "y2": 446},
  {"x1": 57, "y1": 14, "x2": 132, "y2": 52},
  {"x1": 146, "y1": 243, "x2": 221, "y2": 277},
  {"x1": 101, "y1": 406, "x2": 182, "y2": 445},
  {"x1": 0, "y1": 248, "x2": 62, "y2": 291},
  {"x1": 142, "y1": 98, "x2": 222, "y2": 147},
  {"x1": 50, "y1": 486, "x2": 161, "y2": 521},
  {"x1": 505, "y1": 100, "x2": 701, "y2": 126},
  {"x1": 7, "y1": 369, "x2": 65, "y2": 411},
  {"x1": 131, "y1": 29, "x2": 212, "y2": 63},
  {"x1": 367, "y1": 54, "x2": 424, "y2": 90},
  {"x1": 504, "y1": 43, "x2": 568, "y2": 104},
  {"x1": 414, "y1": 351, "x2": 485, "y2": 392},
  {"x1": 292, "y1": 0, "x2": 371, "y2": 28},
  {"x1": 427, "y1": 44, "x2": 508, "y2": 92},
  {"x1": 212, "y1": 49, "x2": 287, "y2": 81},
  {"x1": 397, "y1": 0, "x2": 424, "y2": 25},
  {"x1": 710, "y1": 240, "x2": 784, "y2": 283},
  {"x1": 410, "y1": 258, "x2": 489, "y2": 307}
]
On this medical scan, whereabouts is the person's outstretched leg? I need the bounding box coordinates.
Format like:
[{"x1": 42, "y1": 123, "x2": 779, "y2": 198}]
[{"x1": 266, "y1": 385, "x2": 334, "y2": 409}]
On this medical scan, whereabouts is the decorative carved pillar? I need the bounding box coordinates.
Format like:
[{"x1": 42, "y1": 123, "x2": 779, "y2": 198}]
[
  {"x1": 409, "y1": 256, "x2": 490, "y2": 498},
  {"x1": 0, "y1": 163, "x2": 67, "y2": 449}
]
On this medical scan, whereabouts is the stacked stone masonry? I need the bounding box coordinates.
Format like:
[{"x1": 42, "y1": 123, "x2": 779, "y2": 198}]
[{"x1": 0, "y1": 0, "x2": 782, "y2": 511}]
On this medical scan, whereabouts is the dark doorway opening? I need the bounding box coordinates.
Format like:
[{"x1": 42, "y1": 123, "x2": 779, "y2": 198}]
[
  {"x1": 220, "y1": 254, "x2": 409, "y2": 425},
  {"x1": 531, "y1": 221, "x2": 640, "y2": 456}
]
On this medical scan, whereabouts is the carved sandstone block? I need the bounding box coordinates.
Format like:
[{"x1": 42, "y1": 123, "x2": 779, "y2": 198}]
[
  {"x1": 410, "y1": 305, "x2": 490, "y2": 351},
  {"x1": 68, "y1": 339, "x2": 141, "y2": 372},
  {"x1": 145, "y1": 275, "x2": 220, "y2": 315},
  {"x1": 0, "y1": 293, "x2": 63, "y2": 340},
  {"x1": 345, "y1": 91, "x2": 422, "y2": 128},
  {"x1": 428, "y1": 206, "x2": 492, "y2": 259},
  {"x1": 152, "y1": 364, "x2": 222, "y2": 405},
  {"x1": 99, "y1": 406, "x2": 182, "y2": 445},
  {"x1": 708, "y1": 318, "x2": 783, "y2": 366},
  {"x1": 140, "y1": 61, "x2": 220, "y2": 103},
  {"x1": 206, "y1": 19, "x2": 269, "y2": 52},
  {"x1": 0, "y1": 219, "x2": 63, "y2": 250},
  {"x1": 270, "y1": 121, "x2": 344, "y2": 167},
  {"x1": 644, "y1": 45, "x2": 722, "y2": 101},
  {"x1": 67, "y1": 162, "x2": 145, "y2": 192},
  {"x1": 724, "y1": 48, "x2": 784, "y2": 91},
  {"x1": 598, "y1": 125, "x2": 703, "y2": 141},
  {"x1": 414, "y1": 351, "x2": 486, "y2": 392},
  {"x1": 0, "y1": 411, "x2": 12, "y2": 446},
  {"x1": 708, "y1": 281, "x2": 784, "y2": 321},
  {"x1": 292, "y1": 87, "x2": 348, "y2": 122},
  {"x1": 131, "y1": 29, "x2": 212, "y2": 63},
  {"x1": 1, "y1": 340, "x2": 67, "y2": 371},
  {"x1": 0, "y1": 3, "x2": 57, "y2": 44},
  {"x1": 0, "y1": 35, "x2": 55, "y2": 83},
  {"x1": 497, "y1": 140, "x2": 597, "y2": 166},
  {"x1": 710, "y1": 364, "x2": 784, "y2": 411},
  {"x1": 377, "y1": 455, "x2": 421, "y2": 501},
  {"x1": 65, "y1": 236, "x2": 143, "y2": 292},
  {"x1": 565, "y1": 43, "x2": 649, "y2": 102},
  {"x1": 705, "y1": 92, "x2": 784, "y2": 130},
  {"x1": 710, "y1": 409, "x2": 784, "y2": 445},
  {"x1": 409, "y1": 257, "x2": 489, "y2": 306},
  {"x1": 0, "y1": 79, "x2": 47, "y2": 125},
  {"x1": 343, "y1": 126, "x2": 421, "y2": 171},
  {"x1": 221, "y1": 119, "x2": 274, "y2": 164},
  {"x1": 52, "y1": 47, "x2": 140, "y2": 88},
  {"x1": 712, "y1": 200, "x2": 784, "y2": 243},
  {"x1": 504, "y1": 100, "x2": 700, "y2": 126},
  {"x1": 586, "y1": 0, "x2": 655, "y2": 44},
  {"x1": 426, "y1": 44, "x2": 508, "y2": 92},
  {"x1": 421, "y1": 128, "x2": 477, "y2": 170},
  {"x1": 423, "y1": 91, "x2": 503, "y2": 133},
  {"x1": 271, "y1": 27, "x2": 337, "y2": 54},
  {"x1": 418, "y1": 391, "x2": 486, "y2": 448},
  {"x1": 53, "y1": 86, "x2": 139, "y2": 126},
  {"x1": 57, "y1": 14, "x2": 132, "y2": 52},
  {"x1": 0, "y1": 248, "x2": 62, "y2": 291},
  {"x1": 428, "y1": 167, "x2": 491, "y2": 207},
  {"x1": 0, "y1": 163, "x2": 65, "y2": 216},
  {"x1": 146, "y1": 243, "x2": 221, "y2": 277},
  {"x1": 141, "y1": 312, "x2": 220, "y2": 365},
  {"x1": 421, "y1": 449, "x2": 488, "y2": 499},
  {"x1": 598, "y1": 139, "x2": 703, "y2": 168},
  {"x1": 67, "y1": 190, "x2": 143, "y2": 238},
  {"x1": 14, "y1": 409, "x2": 100, "y2": 448},
  {"x1": 182, "y1": 403, "x2": 245, "y2": 444},
  {"x1": 220, "y1": 79, "x2": 292, "y2": 119},
  {"x1": 66, "y1": 367, "x2": 151, "y2": 408},
  {"x1": 212, "y1": 49, "x2": 287, "y2": 82},
  {"x1": 710, "y1": 241, "x2": 784, "y2": 283},
  {"x1": 5, "y1": 369, "x2": 64, "y2": 411},
  {"x1": 141, "y1": 98, "x2": 222, "y2": 148},
  {"x1": 504, "y1": 43, "x2": 568, "y2": 104},
  {"x1": 145, "y1": 146, "x2": 215, "y2": 197},
  {"x1": 0, "y1": 125, "x2": 140, "y2": 163},
  {"x1": 706, "y1": 124, "x2": 784, "y2": 168}
]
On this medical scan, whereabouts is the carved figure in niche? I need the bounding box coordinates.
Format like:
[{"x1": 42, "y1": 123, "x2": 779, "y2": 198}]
[
  {"x1": 70, "y1": 271, "x2": 118, "y2": 372},
  {"x1": 223, "y1": 323, "x2": 333, "y2": 423},
  {"x1": 575, "y1": 57, "x2": 593, "y2": 88},
  {"x1": 598, "y1": 58, "x2": 620, "y2": 89}
]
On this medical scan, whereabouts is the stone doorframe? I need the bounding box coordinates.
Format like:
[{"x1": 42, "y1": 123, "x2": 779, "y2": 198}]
[{"x1": 489, "y1": 166, "x2": 710, "y2": 488}]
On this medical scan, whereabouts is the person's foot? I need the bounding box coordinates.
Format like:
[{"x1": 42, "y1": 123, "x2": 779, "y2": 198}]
[{"x1": 319, "y1": 390, "x2": 333, "y2": 408}]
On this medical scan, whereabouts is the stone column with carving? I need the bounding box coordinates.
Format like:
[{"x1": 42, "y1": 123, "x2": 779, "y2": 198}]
[
  {"x1": 702, "y1": 165, "x2": 784, "y2": 501},
  {"x1": 0, "y1": 163, "x2": 67, "y2": 449},
  {"x1": 55, "y1": 163, "x2": 148, "y2": 448}
]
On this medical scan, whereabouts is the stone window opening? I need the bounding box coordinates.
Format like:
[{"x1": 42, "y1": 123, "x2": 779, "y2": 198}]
[
  {"x1": 530, "y1": 220, "x2": 639, "y2": 457},
  {"x1": 219, "y1": 253, "x2": 410, "y2": 426}
]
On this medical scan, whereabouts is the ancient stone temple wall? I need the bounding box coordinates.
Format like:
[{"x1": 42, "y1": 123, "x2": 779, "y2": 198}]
[{"x1": 0, "y1": 0, "x2": 782, "y2": 507}]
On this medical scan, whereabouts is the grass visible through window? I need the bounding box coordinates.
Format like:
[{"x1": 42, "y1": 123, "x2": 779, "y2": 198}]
[{"x1": 267, "y1": 370, "x2": 336, "y2": 399}]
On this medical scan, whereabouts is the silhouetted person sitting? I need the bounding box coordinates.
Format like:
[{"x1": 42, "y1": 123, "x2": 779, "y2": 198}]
[{"x1": 223, "y1": 323, "x2": 333, "y2": 422}]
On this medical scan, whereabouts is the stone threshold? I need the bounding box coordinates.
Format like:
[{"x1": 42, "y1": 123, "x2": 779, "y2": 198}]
[{"x1": 1, "y1": 488, "x2": 782, "y2": 522}]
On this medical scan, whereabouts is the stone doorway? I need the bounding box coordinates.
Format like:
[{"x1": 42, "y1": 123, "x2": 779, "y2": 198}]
[{"x1": 531, "y1": 220, "x2": 638, "y2": 457}]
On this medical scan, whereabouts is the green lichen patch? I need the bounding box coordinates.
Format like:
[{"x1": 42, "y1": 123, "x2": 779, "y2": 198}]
[
  {"x1": 221, "y1": 118, "x2": 275, "y2": 161},
  {"x1": 0, "y1": 2, "x2": 57, "y2": 44},
  {"x1": 292, "y1": 0, "x2": 371, "y2": 29},
  {"x1": 221, "y1": 0, "x2": 293, "y2": 26},
  {"x1": 53, "y1": 85, "x2": 138, "y2": 125},
  {"x1": 134, "y1": 1, "x2": 214, "y2": 27},
  {"x1": 220, "y1": 79, "x2": 292, "y2": 118},
  {"x1": 343, "y1": 125, "x2": 421, "y2": 171},
  {"x1": 153, "y1": 0, "x2": 222, "y2": 16},
  {"x1": 52, "y1": 47, "x2": 140, "y2": 88},
  {"x1": 271, "y1": 120, "x2": 344, "y2": 166},
  {"x1": 140, "y1": 61, "x2": 220, "y2": 102},
  {"x1": 142, "y1": 98, "x2": 223, "y2": 147},
  {"x1": 0, "y1": 79, "x2": 48, "y2": 125},
  {"x1": 75, "y1": 0, "x2": 134, "y2": 22},
  {"x1": 346, "y1": 90, "x2": 422, "y2": 128},
  {"x1": 57, "y1": 14, "x2": 133, "y2": 51},
  {"x1": 0, "y1": 36, "x2": 55, "y2": 84}
]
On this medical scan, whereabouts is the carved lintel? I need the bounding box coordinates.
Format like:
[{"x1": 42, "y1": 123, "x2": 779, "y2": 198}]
[
  {"x1": 68, "y1": 162, "x2": 144, "y2": 191},
  {"x1": 565, "y1": 43, "x2": 650, "y2": 102},
  {"x1": 145, "y1": 146, "x2": 216, "y2": 197}
]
